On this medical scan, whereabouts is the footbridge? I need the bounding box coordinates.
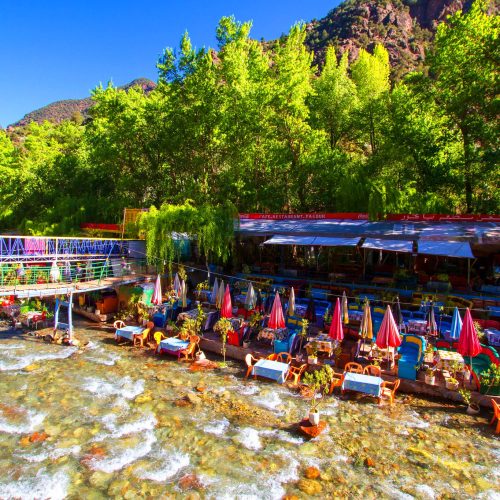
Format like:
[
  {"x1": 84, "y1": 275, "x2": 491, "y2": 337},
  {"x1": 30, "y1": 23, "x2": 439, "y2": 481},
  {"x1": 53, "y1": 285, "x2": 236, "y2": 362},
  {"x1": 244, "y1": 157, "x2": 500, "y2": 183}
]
[{"x1": 0, "y1": 235, "x2": 151, "y2": 298}]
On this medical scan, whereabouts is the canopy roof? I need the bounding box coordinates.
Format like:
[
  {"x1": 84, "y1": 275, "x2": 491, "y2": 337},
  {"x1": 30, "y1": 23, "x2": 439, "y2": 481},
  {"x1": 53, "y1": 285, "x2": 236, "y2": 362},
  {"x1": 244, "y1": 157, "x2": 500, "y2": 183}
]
[
  {"x1": 417, "y1": 241, "x2": 474, "y2": 258},
  {"x1": 264, "y1": 235, "x2": 360, "y2": 247},
  {"x1": 362, "y1": 238, "x2": 413, "y2": 253}
]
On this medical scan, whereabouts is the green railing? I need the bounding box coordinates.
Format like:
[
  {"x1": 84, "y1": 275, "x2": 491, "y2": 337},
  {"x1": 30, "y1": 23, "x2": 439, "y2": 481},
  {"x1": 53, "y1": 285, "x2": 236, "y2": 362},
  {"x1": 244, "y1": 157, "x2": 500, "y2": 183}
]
[{"x1": 0, "y1": 259, "x2": 147, "y2": 288}]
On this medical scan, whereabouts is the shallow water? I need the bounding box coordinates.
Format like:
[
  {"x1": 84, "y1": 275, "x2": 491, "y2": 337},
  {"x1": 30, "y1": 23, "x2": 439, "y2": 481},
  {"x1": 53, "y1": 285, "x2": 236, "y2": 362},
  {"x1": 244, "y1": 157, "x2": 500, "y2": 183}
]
[{"x1": 0, "y1": 322, "x2": 499, "y2": 499}]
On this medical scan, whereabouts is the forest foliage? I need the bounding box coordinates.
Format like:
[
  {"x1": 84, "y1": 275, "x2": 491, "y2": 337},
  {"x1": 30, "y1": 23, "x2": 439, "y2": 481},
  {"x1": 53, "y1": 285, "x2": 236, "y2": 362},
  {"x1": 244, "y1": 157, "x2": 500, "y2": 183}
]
[{"x1": 0, "y1": 0, "x2": 498, "y2": 236}]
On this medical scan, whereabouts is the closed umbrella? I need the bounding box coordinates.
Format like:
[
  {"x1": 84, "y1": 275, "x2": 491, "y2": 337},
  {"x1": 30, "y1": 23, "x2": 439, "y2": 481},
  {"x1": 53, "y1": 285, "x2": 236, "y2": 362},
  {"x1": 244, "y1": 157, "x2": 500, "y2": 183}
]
[
  {"x1": 328, "y1": 298, "x2": 344, "y2": 342},
  {"x1": 376, "y1": 305, "x2": 402, "y2": 366},
  {"x1": 50, "y1": 261, "x2": 61, "y2": 283},
  {"x1": 359, "y1": 300, "x2": 373, "y2": 341},
  {"x1": 151, "y1": 274, "x2": 163, "y2": 305},
  {"x1": 63, "y1": 261, "x2": 71, "y2": 282},
  {"x1": 255, "y1": 289, "x2": 263, "y2": 312},
  {"x1": 288, "y1": 287, "x2": 296, "y2": 317},
  {"x1": 342, "y1": 291, "x2": 349, "y2": 325},
  {"x1": 427, "y1": 301, "x2": 438, "y2": 336},
  {"x1": 173, "y1": 273, "x2": 181, "y2": 296},
  {"x1": 393, "y1": 296, "x2": 404, "y2": 330},
  {"x1": 181, "y1": 279, "x2": 187, "y2": 308},
  {"x1": 221, "y1": 284, "x2": 233, "y2": 319},
  {"x1": 217, "y1": 280, "x2": 225, "y2": 309},
  {"x1": 245, "y1": 282, "x2": 256, "y2": 311},
  {"x1": 449, "y1": 307, "x2": 463, "y2": 341},
  {"x1": 268, "y1": 292, "x2": 285, "y2": 329},
  {"x1": 85, "y1": 260, "x2": 93, "y2": 280},
  {"x1": 305, "y1": 297, "x2": 317, "y2": 324},
  {"x1": 457, "y1": 308, "x2": 481, "y2": 376},
  {"x1": 210, "y1": 278, "x2": 219, "y2": 305}
]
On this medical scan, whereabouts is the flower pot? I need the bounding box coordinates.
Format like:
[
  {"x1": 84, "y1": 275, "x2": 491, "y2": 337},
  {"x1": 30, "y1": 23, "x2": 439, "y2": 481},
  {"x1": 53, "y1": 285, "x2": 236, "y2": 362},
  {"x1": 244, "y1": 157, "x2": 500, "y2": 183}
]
[
  {"x1": 466, "y1": 403, "x2": 480, "y2": 415},
  {"x1": 196, "y1": 351, "x2": 206, "y2": 361},
  {"x1": 308, "y1": 356, "x2": 318, "y2": 365},
  {"x1": 425, "y1": 375, "x2": 435, "y2": 385},
  {"x1": 309, "y1": 410, "x2": 320, "y2": 426},
  {"x1": 445, "y1": 379, "x2": 459, "y2": 391}
]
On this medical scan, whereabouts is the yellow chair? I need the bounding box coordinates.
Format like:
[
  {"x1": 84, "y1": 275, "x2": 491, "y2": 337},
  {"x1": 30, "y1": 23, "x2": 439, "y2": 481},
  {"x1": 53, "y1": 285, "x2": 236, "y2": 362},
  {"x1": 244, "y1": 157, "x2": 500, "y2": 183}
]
[
  {"x1": 287, "y1": 364, "x2": 307, "y2": 385},
  {"x1": 329, "y1": 372, "x2": 344, "y2": 394},
  {"x1": 344, "y1": 362, "x2": 363, "y2": 374},
  {"x1": 276, "y1": 352, "x2": 292, "y2": 364}
]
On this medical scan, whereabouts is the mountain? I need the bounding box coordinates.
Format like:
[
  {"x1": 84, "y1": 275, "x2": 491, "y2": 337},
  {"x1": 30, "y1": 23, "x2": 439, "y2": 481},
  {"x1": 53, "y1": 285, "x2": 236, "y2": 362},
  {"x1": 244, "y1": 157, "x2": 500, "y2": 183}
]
[
  {"x1": 305, "y1": 0, "x2": 474, "y2": 78},
  {"x1": 10, "y1": 78, "x2": 156, "y2": 128}
]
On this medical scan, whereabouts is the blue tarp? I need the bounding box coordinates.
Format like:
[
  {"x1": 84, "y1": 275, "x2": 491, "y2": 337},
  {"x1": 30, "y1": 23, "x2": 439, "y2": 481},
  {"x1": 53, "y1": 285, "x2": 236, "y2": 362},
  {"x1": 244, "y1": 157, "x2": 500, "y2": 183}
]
[
  {"x1": 263, "y1": 235, "x2": 316, "y2": 245},
  {"x1": 263, "y1": 235, "x2": 360, "y2": 247},
  {"x1": 417, "y1": 241, "x2": 474, "y2": 258},
  {"x1": 362, "y1": 238, "x2": 414, "y2": 253}
]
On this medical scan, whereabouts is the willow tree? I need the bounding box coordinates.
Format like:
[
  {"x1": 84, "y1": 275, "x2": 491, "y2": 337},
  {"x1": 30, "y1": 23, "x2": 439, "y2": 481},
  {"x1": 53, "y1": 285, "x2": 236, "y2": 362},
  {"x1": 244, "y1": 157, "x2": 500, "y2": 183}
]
[{"x1": 139, "y1": 201, "x2": 237, "y2": 272}]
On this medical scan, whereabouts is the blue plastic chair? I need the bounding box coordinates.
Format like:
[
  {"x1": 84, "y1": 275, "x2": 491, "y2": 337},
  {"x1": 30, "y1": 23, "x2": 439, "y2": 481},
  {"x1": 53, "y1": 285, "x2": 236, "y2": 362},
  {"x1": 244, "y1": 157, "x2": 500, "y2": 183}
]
[
  {"x1": 274, "y1": 332, "x2": 298, "y2": 355},
  {"x1": 397, "y1": 334, "x2": 426, "y2": 380}
]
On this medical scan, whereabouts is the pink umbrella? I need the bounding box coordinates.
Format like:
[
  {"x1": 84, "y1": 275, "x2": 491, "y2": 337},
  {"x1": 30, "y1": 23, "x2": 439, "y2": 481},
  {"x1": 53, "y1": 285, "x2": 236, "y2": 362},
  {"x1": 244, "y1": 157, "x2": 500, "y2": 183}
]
[
  {"x1": 151, "y1": 274, "x2": 162, "y2": 305},
  {"x1": 268, "y1": 292, "x2": 285, "y2": 329},
  {"x1": 457, "y1": 308, "x2": 481, "y2": 362},
  {"x1": 328, "y1": 298, "x2": 344, "y2": 342},
  {"x1": 376, "y1": 305, "x2": 402, "y2": 366},
  {"x1": 221, "y1": 284, "x2": 233, "y2": 319}
]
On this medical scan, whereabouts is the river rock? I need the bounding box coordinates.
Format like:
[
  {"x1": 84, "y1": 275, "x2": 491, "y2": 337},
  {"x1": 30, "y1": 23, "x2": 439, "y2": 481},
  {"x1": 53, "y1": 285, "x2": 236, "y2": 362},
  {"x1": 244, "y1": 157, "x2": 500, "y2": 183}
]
[
  {"x1": 24, "y1": 364, "x2": 39, "y2": 372},
  {"x1": 304, "y1": 466, "x2": 321, "y2": 479},
  {"x1": 298, "y1": 479, "x2": 322, "y2": 495},
  {"x1": 179, "y1": 473, "x2": 204, "y2": 491},
  {"x1": 108, "y1": 479, "x2": 130, "y2": 497},
  {"x1": 89, "y1": 471, "x2": 113, "y2": 489},
  {"x1": 186, "y1": 393, "x2": 202, "y2": 405}
]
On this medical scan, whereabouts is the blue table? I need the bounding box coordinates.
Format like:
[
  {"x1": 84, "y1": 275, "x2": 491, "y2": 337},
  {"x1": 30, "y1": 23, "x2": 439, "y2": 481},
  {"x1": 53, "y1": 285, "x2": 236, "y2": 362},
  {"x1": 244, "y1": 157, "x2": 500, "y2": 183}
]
[
  {"x1": 252, "y1": 359, "x2": 289, "y2": 384},
  {"x1": 158, "y1": 337, "x2": 190, "y2": 356},
  {"x1": 115, "y1": 325, "x2": 143, "y2": 341},
  {"x1": 342, "y1": 372, "x2": 383, "y2": 398},
  {"x1": 485, "y1": 328, "x2": 500, "y2": 347}
]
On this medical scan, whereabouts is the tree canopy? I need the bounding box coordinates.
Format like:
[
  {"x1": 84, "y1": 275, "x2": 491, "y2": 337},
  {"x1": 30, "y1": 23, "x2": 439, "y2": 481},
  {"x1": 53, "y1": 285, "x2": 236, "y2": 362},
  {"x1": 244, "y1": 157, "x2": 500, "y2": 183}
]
[{"x1": 0, "y1": 2, "x2": 498, "y2": 236}]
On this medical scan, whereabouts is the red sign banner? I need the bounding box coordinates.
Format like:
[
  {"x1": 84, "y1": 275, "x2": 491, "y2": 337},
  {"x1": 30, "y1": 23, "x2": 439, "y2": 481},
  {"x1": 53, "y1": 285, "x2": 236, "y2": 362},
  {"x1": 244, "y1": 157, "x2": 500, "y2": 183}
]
[
  {"x1": 386, "y1": 214, "x2": 500, "y2": 222},
  {"x1": 239, "y1": 213, "x2": 369, "y2": 220},
  {"x1": 81, "y1": 223, "x2": 121, "y2": 231}
]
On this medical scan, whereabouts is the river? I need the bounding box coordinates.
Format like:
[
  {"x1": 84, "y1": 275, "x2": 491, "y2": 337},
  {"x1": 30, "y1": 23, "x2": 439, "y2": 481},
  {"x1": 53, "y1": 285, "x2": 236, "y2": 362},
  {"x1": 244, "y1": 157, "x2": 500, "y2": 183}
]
[{"x1": 0, "y1": 320, "x2": 498, "y2": 499}]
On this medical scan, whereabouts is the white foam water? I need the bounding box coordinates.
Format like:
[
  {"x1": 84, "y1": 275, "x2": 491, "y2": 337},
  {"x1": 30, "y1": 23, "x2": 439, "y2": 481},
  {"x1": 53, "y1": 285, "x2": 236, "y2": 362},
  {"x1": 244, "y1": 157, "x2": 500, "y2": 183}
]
[
  {"x1": 0, "y1": 469, "x2": 70, "y2": 500},
  {"x1": 202, "y1": 417, "x2": 230, "y2": 436},
  {"x1": 82, "y1": 376, "x2": 144, "y2": 399},
  {"x1": 136, "y1": 450, "x2": 190, "y2": 482},
  {"x1": 415, "y1": 484, "x2": 437, "y2": 499},
  {"x1": 0, "y1": 408, "x2": 45, "y2": 434},
  {"x1": 235, "y1": 427, "x2": 262, "y2": 450},
  {"x1": 252, "y1": 391, "x2": 285, "y2": 414},
  {"x1": 84, "y1": 342, "x2": 121, "y2": 366},
  {"x1": 89, "y1": 430, "x2": 156, "y2": 473},
  {"x1": 18, "y1": 445, "x2": 81, "y2": 463},
  {"x1": 260, "y1": 429, "x2": 304, "y2": 445},
  {"x1": 0, "y1": 346, "x2": 77, "y2": 371},
  {"x1": 99, "y1": 413, "x2": 157, "y2": 439},
  {"x1": 403, "y1": 411, "x2": 431, "y2": 429},
  {"x1": 237, "y1": 384, "x2": 260, "y2": 396}
]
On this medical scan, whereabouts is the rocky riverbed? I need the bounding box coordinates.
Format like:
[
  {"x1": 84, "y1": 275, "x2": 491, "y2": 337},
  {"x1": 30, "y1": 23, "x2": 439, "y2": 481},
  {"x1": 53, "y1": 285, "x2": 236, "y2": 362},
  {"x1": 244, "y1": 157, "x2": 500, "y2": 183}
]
[{"x1": 0, "y1": 322, "x2": 499, "y2": 499}]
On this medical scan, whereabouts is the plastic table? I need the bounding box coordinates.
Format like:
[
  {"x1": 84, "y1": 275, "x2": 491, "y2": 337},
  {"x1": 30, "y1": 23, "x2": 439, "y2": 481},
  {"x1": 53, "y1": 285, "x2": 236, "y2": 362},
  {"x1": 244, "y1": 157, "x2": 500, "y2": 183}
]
[
  {"x1": 115, "y1": 325, "x2": 143, "y2": 341},
  {"x1": 342, "y1": 372, "x2": 383, "y2": 397},
  {"x1": 158, "y1": 337, "x2": 190, "y2": 356},
  {"x1": 252, "y1": 359, "x2": 289, "y2": 383}
]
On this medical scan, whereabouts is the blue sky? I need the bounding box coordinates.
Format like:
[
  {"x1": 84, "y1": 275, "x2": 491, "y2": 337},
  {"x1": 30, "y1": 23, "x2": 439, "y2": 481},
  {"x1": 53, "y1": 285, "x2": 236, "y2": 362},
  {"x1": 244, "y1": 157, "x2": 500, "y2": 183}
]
[{"x1": 0, "y1": 0, "x2": 339, "y2": 127}]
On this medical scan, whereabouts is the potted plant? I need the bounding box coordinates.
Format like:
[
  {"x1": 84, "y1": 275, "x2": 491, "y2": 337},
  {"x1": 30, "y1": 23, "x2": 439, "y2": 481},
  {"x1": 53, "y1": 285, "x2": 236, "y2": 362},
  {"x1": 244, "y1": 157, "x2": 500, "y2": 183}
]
[
  {"x1": 479, "y1": 365, "x2": 500, "y2": 397},
  {"x1": 302, "y1": 365, "x2": 333, "y2": 425},
  {"x1": 214, "y1": 317, "x2": 232, "y2": 367},
  {"x1": 459, "y1": 388, "x2": 480, "y2": 415},
  {"x1": 307, "y1": 341, "x2": 318, "y2": 365},
  {"x1": 445, "y1": 377, "x2": 459, "y2": 391},
  {"x1": 425, "y1": 367, "x2": 436, "y2": 385},
  {"x1": 297, "y1": 319, "x2": 309, "y2": 353}
]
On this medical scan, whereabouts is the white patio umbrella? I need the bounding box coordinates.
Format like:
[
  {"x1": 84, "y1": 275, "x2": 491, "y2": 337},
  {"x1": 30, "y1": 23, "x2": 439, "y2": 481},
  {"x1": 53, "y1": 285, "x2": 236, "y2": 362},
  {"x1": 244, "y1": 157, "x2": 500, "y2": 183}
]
[
  {"x1": 151, "y1": 274, "x2": 163, "y2": 305},
  {"x1": 288, "y1": 287, "x2": 296, "y2": 317},
  {"x1": 245, "y1": 282, "x2": 256, "y2": 310},
  {"x1": 173, "y1": 273, "x2": 182, "y2": 296},
  {"x1": 210, "y1": 278, "x2": 219, "y2": 305},
  {"x1": 50, "y1": 261, "x2": 61, "y2": 282},
  {"x1": 217, "y1": 280, "x2": 225, "y2": 309}
]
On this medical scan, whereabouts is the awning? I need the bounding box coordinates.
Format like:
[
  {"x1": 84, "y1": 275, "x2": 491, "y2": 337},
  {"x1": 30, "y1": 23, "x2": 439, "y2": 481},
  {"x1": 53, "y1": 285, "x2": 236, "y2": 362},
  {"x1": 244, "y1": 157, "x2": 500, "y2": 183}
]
[
  {"x1": 362, "y1": 238, "x2": 414, "y2": 253},
  {"x1": 312, "y1": 237, "x2": 360, "y2": 247},
  {"x1": 418, "y1": 241, "x2": 474, "y2": 258},
  {"x1": 263, "y1": 235, "x2": 316, "y2": 245}
]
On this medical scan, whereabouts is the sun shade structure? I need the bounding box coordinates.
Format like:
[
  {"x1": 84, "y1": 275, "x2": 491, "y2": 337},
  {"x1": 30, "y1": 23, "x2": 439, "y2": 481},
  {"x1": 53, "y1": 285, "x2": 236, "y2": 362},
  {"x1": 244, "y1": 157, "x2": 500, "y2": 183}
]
[
  {"x1": 342, "y1": 291, "x2": 349, "y2": 325},
  {"x1": 288, "y1": 287, "x2": 296, "y2": 317},
  {"x1": 311, "y1": 236, "x2": 360, "y2": 247},
  {"x1": 245, "y1": 282, "x2": 256, "y2": 310},
  {"x1": 376, "y1": 306, "x2": 402, "y2": 350},
  {"x1": 359, "y1": 301, "x2": 373, "y2": 340},
  {"x1": 217, "y1": 280, "x2": 225, "y2": 310},
  {"x1": 268, "y1": 292, "x2": 285, "y2": 329},
  {"x1": 221, "y1": 284, "x2": 233, "y2": 319},
  {"x1": 151, "y1": 274, "x2": 162, "y2": 305},
  {"x1": 393, "y1": 296, "x2": 404, "y2": 328},
  {"x1": 362, "y1": 239, "x2": 414, "y2": 253},
  {"x1": 263, "y1": 235, "x2": 360, "y2": 247},
  {"x1": 181, "y1": 279, "x2": 187, "y2": 308},
  {"x1": 427, "y1": 303, "x2": 438, "y2": 336},
  {"x1": 449, "y1": 307, "x2": 463, "y2": 340},
  {"x1": 263, "y1": 236, "x2": 316, "y2": 246},
  {"x1": 457, "y1": 308, "x2": 481, "y2": 358},
  {"x1": 173, "y1": 273, "x2": 182, "y2": 295},
  {"x1": 328, "y1": 297, "x2": 344, "y2": 342},
  {"x1": 210, "y1": 278, "x2": 219, "y2": 305},
  {"x1": 417, "y1": 241, "x2": 474, "y2": 258}
]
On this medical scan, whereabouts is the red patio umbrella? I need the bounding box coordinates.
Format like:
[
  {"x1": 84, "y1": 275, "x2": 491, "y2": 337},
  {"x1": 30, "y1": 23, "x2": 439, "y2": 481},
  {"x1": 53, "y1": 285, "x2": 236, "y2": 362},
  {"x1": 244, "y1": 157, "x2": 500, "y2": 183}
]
[
  {"x1": 151, "y1": 274, "x2": 162, "y2": 306},
  {"x1": 376, "y1": 305, "x2": 402, "y2": 366},
  {"x1": 328, "y1": 297, "x2": 344, "y2": 342},
  {"x1": 457, "y1": 308, "x2": 481, "y2": 372},
  {"x1": 221, "y1": 284, "x2": 233, "y2": 319},
  {"x1": 268, "y1": 292, "x2": 285, "y2": 329}
]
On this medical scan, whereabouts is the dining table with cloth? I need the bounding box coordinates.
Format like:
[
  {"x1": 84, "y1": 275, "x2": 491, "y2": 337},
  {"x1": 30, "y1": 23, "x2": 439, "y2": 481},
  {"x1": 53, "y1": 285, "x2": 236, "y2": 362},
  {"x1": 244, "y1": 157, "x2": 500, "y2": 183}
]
[
  {"x1": 252, "y1": 358, "x2": 289, "y2": 383},
  {"x1": 434, "y1": 349, "x2": 465, "y2": 371},
  {"x1": 157, "y1": 337, "x2": 190, "y2": 356},
  {"x1": 342, "y1": 372, "x2": 383, "y2": 398},
  {"x1": 115, "y1": 325, "x2": 143, "y2": 342},
  {"x1": 407, "y1": 319, "x2": 427, "y2": 334}
]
